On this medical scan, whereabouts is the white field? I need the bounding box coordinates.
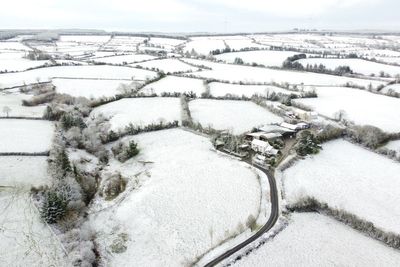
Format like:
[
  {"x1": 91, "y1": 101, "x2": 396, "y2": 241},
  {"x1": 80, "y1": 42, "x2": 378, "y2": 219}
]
[
  {"x1": 141, "y1": 75, "x2": 205, "y2": 96},
  {"x1": 223, "y1": 39, "x2": 267, "y2": 51},
  {"x1": 148, "y1": 37, "x2": 186, "y2": 47},
  {"x1": 181, "y1": 58, "x2": 384, "y2": 87},
  {"x1": 0, "y1": 120, "x2": 54, "y2": 152},
  {"x1": 384, "y1": 140, "x2": 400, "y2": 153},
  {"x1": 135, "y1": 58, "x2": 199, "y2": 73},
  {"x1": 59, "y1": 35, "x2": 111, "y2": 43},
  {"x1": 91, "y1": 129, "x2": 262, "y2": 266},
  {"x1": 0, "y1": 92, "x2": 46, "y2": 117},
  {"x1": 283, "y1": 140, "x2": 400, "y2": 234},
  {"x1": 91, "y1": 54, "x2": 157, "y2": 64},
  {"x1": 209, "y1": 82, "x2": 300, "y2": 98},
  {"x1": 216, "y1": 50, "x2": 307, "y2": 67},
  {"x1": 0, "y1": 41, "x2": 32, "y2": 51},
  {"x1": 381, "y1": 84, "x2": 400, "y2": 94},
  {"x1": 52, "y1": 78, "x2": 133, "y2": 99},
  {"x1": 90, "y1": 97, "x2": 181, "y2": 131},
  {"x1": 0, "y1": 52, "x2": 50, "y2": 72},
  {"x1": 232, "y1": 213, "x2": 400, "y2": 267},
  {"x1": 0, "y1": 65, "x2": 157, "y2": 89},
  {"x1": 0, "y1": 189, "x2": 69, "y2": 266},
  {"x1": 297, "y1": 58, "x2": 400, "y2": 77},
  {"x1": 184, "y1": 38, "x2": 226, "y2": 55},
  {"x1": 189, "y1": 99, "x2": 283, "y2": 134},
  {"x1": 0, "y1": 156, "x2": 50, "y2": 187},
  {"x1": 374, "y1": 56, "x2": 400, "y2": 65},
  {"x1": 294, "y1": 86, "x2": 400, "y2": 133},
  {"x1": 104, "y1": 36, "x2": 146, "y2": 52}
]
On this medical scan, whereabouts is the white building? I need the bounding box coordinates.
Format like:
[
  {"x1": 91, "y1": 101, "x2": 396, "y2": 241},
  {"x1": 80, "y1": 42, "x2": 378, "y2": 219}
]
[{"x1": 251, "y1": 139, "x2": 279, "y2": 156}]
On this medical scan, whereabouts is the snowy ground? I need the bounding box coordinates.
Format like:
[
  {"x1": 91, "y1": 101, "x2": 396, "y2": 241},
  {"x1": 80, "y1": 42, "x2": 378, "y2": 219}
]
[
  {"x1": 381, "y1": 83, "x2": 400, "y2": 94},
  {"x1": 0, "y1": 189, "x2": 69, "y2": 266},
  {"x1": 184, "y1": 38, "x2": 226, "y2": 55},
  {"x1": 90, "y1": 129, "x2": 263, "y2": 266},
  {"x1": 209, "y1": 82, "x2": 301, "y2": 98},
  {"x1": 0, "y1": 120, "x2": 54, "y2": 152},
  {"x1": 0, "y1": 41, "x2": 32, "y2": 51},
  {"x1": 0, "y1": 91, "x2": 46, "y2": 117},
  {"x1": 90, "y1": 97, "x2": 181, "y2": 131},
  {"x1": 230, "y1": 213, "x2": 400, "y2": 267},
  {"x1": 52, "y1": 78, "x2": 134, "y2": 99},
  {"x1": 91, "y1": 54, "x2": 157, "y2": 64},
  {"x1": 0, "y1": 156, "x2": 50, "y2": 187},
  {"x1": 293, "y1": 86, "x2": 400, "y2": 133},
  {"x1": 189, "y1": 99, "x2": 283, "y2": 134},
  {"x1": 135, "y1": 58, "x2": 199, "y2": 73},
  {"x1": 0, "y1": 65, "x2": 156, "y2": 89},
  {"x1": 140, "y1": 75, "x2": 205, "y2": 96},
  {"x1": 0, "y1": 52, "x2": 50, "y2": 72},
  {"x1": 384, "y1": 140, "x2": 400, "y2": 153},
  {"x1": 283, "y1": 139, "x2": 400, "y2": 234},
  {"x1": 297, "y1": 58, "x2": 400, "y2": 77},
  {"x1": 181, "y1": 58, "x2": 384, "y2": 88},
  {"x1": 215, "y1": 50, "x2": 310, "y2": 67}
]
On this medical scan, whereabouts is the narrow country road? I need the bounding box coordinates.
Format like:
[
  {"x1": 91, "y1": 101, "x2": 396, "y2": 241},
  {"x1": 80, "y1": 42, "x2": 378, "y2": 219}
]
[{"x1": 202, "y1": 159, "x2": 280, "y2": 267}]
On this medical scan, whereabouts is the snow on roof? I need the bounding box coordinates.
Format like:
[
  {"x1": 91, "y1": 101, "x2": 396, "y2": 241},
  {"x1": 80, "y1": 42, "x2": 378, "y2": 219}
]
[
  {"x1": 280, "y1": 122, "x2": 299, "y2": 131},
  {"x1": 262, "y1": 132, "x2": 282, "y2": 139},
  {"x1": 251, "y1": 138, "x2": 271, "y2": 148},
  {"x1": 259, "y1": 124, "x2": 295, "y2": 133},
  {"x1": 246, "y1": 131, "x2": 282, "y2": 139}
]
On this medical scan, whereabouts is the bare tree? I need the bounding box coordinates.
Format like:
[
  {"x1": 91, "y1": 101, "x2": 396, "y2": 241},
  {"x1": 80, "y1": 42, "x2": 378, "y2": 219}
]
[{"x1": 2, "y1": 106, "x2": 11, "y2": 117}]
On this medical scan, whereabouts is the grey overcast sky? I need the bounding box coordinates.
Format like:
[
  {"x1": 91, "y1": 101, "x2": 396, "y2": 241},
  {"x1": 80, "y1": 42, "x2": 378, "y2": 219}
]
[{"x1": 0, "y1": 0, "x2": 397, "y2": 32}]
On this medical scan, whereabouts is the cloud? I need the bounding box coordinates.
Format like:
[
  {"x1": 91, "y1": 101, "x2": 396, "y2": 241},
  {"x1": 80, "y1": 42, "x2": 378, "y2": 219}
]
[
  {"x1": 200, "y1": 0, "x2": 379, "y2": 17},
  {"x1": 0, "y1": 0, "x2": 393, "y2": 31}
]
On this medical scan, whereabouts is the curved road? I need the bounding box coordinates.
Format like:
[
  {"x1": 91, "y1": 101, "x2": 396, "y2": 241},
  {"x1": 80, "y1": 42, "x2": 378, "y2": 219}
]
[{"x1": 203, "y1": 161, "x2": 280, "y2": 267}]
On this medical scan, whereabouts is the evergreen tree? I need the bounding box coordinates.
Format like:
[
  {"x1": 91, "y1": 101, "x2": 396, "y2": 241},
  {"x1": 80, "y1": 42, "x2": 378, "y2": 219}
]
[
  {"x1": 56, "y1": 148, "x2": 71, "y2": 177},
  {"x1": 126, "y1": 141, "x2": 139, "y2": 158},
  {"x1": 40, "y1": 190, "x2": 67, "y2": 224}
]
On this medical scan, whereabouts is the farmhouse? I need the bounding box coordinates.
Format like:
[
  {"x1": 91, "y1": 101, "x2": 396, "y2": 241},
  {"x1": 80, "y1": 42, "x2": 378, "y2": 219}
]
[{"x1": 251, "y1": 139, "x2": 279, "y2": 156}]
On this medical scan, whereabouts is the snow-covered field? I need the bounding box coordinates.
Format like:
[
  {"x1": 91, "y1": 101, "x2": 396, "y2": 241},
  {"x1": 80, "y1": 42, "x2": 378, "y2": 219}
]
[
  {"x1": 0, "y1": 65, "x2": 156, "y2": 89},
  {"x1": 297, "y1": 58, "x2": 400, "y2": 77},
  {"x1": 0, "y1": 41, "x2": 32, "y2": 51},
  {"x1": 283, "y1": 140, "x2": 400, "y2": 234},
  {"x1": 103, "y1": 36, "x2": 146, "y2": 52},
  {"x1": 90, "y1": 129, "x2": 262, "y2": 266},
  {"x1": 0, "y1": 156, "x2": 50, "y2": 187},
  {"x1": 381, "y1": 83, "x2": 400, "y2": 94},
  {"x1": 0, "y1": 189, "x2": 69, "y2": 266},
  {"x1": 0, "y1": 120, "x2": 54, "y2": 152},
  {"x1": 52, "y1": 78, "x2": 133, "y2": 99},
  {"x1": 231, "y1": 212, "x2": 400, "y2": 267},
  {"x1": 91, "y1": 54, "x2": 156, "y2": 64},
  {"x1": 184, "y1": 38, "x2": 226, "y2": 55},
  {"x1": 141, "y1": 75, "x2": 205, "y2": 96},
  {"x1": 148, "y1": 37, "x2": 186, "y2": 47},
  {"x1": 0, "y1": 92, "x2": 46, "y2": 117},
  {"x1": 293, "y1": 86, "x2": 400, "y2": 132},
  {"x1": 135, "y1": 58, "x2": 199, "y2": 73},
  {"x1": 209, "y1": 82, "x2": 300, "y2": 98},
  {"x1": 91, "y1": 97, "x2": 181, "y2": 131},
  {"x1": 189, "y1": 99, "x2": 283, "y2": 134},
  {"x1": 181, "y1": 58, "x2": 384, "y2": 87},
  {"x1": 384, "y1": 140, "x2": 400, "y2": 153},
  {"x1": 0, "y1": 52, "x2": 50, "y2": 72},
  {"x1": 216, "y1": 50, "x2": 308, "y2": 67}
]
